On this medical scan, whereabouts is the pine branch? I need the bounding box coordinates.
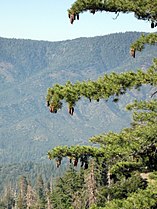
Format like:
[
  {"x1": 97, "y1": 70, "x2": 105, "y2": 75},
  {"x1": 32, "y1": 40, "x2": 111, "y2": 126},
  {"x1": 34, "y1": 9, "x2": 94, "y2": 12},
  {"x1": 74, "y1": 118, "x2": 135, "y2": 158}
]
[
  {"x1": 130, "y1": 34, "x2": 157, "y2": 57},
  {"x1": 126, "y1": 100, "x2": 157, "y2": 112},
  {"x1": 151, "y1": 90, "x2": 157, "y2": 97},
  {"x1": 47, "y1": 121, "x2": 157, "y2": 169},
  {"x1": 46, "y1": 61, "x2": 157, "y2": 114},
  {"x1": 68, "y1": 0, "x2": 157, "y2": 26}
]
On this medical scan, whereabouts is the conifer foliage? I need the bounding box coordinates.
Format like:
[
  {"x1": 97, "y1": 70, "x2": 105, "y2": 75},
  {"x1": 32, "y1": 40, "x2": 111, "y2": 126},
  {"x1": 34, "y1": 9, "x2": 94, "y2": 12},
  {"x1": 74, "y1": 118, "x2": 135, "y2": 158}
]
[
  {"x1": 67, "y1": 0, "x2": 157, "y2": 27},
  {"x1": 46, "y1": 1, "x2": 157, "y2": 208}
]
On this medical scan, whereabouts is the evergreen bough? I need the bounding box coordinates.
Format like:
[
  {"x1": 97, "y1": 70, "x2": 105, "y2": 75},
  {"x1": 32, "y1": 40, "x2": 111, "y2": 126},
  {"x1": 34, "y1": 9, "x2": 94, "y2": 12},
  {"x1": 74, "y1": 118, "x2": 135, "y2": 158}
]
[{"x1": 46, "y1": 1, "x2": 157, "y2": 208}]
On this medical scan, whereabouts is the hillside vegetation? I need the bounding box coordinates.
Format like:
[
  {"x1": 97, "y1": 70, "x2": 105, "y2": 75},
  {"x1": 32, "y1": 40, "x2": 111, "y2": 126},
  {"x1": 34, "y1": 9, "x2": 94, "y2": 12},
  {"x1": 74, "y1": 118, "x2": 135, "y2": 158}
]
[
  {"x1": 0, "y1": 32, "x2": 157, "y2": 164},
  {"x1": 0, "y1": 31, "x2": 157, "y2": 207}
]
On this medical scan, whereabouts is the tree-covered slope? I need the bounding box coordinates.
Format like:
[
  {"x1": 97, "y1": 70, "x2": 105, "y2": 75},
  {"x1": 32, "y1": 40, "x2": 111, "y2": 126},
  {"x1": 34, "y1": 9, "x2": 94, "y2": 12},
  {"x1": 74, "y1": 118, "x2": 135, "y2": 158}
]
[{"x1": 0, "y1": 32, "x2": 156, "y2": 164}]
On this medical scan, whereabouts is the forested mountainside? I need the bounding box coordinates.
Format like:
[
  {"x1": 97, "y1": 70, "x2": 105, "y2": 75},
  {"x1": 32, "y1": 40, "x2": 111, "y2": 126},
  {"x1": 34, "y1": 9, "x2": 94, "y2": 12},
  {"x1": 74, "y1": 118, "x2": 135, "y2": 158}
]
[
  {"x1": 0, "y1": 32, "x2": 157, "y2": 164},
  {"x1": 0, "y1": 31, "x2": 157, "y2": 204}
]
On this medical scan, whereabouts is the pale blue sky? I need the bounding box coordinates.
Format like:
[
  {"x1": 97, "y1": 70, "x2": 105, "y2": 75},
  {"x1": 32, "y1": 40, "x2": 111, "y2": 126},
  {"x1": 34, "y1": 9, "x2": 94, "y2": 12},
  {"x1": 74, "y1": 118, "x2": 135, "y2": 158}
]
[{"x1": 0, "y1": 0, "x2": 156, "y2": 42}]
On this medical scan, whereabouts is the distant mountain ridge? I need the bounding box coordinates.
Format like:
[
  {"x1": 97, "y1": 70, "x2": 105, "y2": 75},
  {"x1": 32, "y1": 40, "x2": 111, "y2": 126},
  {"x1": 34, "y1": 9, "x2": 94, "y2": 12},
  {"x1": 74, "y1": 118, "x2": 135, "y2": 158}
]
[{"x1": 0, "y1": 32, "x2": 156, "y2": 164}]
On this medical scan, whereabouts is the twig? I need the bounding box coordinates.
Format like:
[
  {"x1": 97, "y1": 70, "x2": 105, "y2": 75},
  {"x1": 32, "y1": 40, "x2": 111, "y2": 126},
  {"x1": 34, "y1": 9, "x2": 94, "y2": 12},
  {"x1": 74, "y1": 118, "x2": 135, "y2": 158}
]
[
  {"x1": 112, "y1": 12, "x2": 120, "y2": 20},
  {"x1": 151, "y1": 90, "x2": 157, "y2": 97}
]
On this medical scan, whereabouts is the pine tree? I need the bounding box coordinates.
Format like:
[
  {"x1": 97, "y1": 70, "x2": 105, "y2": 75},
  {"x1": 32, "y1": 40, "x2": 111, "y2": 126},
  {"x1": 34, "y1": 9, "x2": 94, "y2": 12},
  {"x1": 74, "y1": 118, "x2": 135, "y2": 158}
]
[
  {"x1": 35, "y1": 175, "x2": 47, "y2": 209},
  {"x1": 1, "y1": 184, "x2": 15, "y2": 209},
  {"x1": 26, "y1": 182, "x2": 37, "y2": 209},
  {"x1": 51, "y1": 166, "x2": 85, "y2": 209},
  {"x1": 17, "y1": 176, "x2": 28, "y2": 209},
  {"x1": 46, "y1": 1, "x2": 157, "y2": 208},
  {"x1": 45, "y1": 182, "x2": 52, "y2": 209}
]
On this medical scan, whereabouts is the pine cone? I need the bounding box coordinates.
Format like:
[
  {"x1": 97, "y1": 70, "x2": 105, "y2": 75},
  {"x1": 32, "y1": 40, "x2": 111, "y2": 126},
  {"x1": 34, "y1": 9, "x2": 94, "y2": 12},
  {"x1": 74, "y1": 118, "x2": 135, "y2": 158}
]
[
  {"x1": 130, "y1": 48, "x2": 135, "y2": 58},
  {"x1": 68, "y1": 107, "x2": 74, "y2": 115},
  {"x1": 90, "y1": 9, "x2": 95, "y2": 14},
  {"x1": 48, "y1": 153, "x2": 51, "y2": 160},
  {"x1": 47, "y1": 101, "x2": 50, "y2": 107},
  {"x1": 70, "y1": 14, "x2": 74, "y2": 24},
  {"x1": 49, "y1": 106, "x2": 54, "y2": 113},
  {"x1": 49, "y1": 106, "x2": 57, "y2": 113},
  {"x1": 56, "y1": 159, "x2": 61, "y2": 168},
  {"x1": 84, "y1": 162, "x2": 88, "y2": 169},
  {"x1": 73, "y1": 158, "x2": 78, "y2": 166},
  {"x1": 71, "y1": 107, "x2": 74, "y2": 115},
  {"x1": 81, "y1": 161, "x2": 84, "y2": 167},
  {"x1": 151, "y1": 22, "x2": 154, "y2": 28}
]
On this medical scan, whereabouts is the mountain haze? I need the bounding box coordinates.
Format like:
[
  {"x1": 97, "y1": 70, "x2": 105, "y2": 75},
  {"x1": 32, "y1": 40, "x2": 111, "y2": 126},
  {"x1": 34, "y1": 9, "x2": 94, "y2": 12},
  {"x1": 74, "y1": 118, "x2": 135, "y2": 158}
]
[{"x1": 0, "y1": 32, "x2": 156, "y2": 164}]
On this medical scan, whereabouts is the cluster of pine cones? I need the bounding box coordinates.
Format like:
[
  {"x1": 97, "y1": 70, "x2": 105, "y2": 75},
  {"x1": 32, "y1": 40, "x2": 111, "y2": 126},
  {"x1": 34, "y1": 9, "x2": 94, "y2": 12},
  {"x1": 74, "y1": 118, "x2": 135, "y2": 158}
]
[
  {"x1": 151, "y1": 21, "x2": 157, "y2": 28},
  {"x1": 55, "y1": 156, "x2": 89, "y2": 170},
  {"x1": 68, "y1": 9, "x2": 97, "y2": 24},
  {"x1": 68, "y1": 13, "x2": 79, "y2": 24},
  {"x1": 47, "y1": 101, "x2": 74, "y2": 115},
  {"x1": 130, "y1": 48, "x2": 135, "y2": 58}
]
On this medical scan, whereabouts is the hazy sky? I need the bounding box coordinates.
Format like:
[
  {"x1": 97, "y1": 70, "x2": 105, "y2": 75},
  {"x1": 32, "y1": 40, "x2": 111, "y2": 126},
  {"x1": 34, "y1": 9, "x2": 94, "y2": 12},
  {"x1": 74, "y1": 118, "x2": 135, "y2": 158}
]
[{"x1": 0, "y1": 0, "x2": 156, "y2": 42}]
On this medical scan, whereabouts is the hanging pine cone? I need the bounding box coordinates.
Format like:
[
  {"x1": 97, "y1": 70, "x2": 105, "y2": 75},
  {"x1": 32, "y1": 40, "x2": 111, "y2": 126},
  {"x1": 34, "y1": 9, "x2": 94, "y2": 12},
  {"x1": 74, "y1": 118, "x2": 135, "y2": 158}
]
[
  {"x1": 151, "y1": 22, "x2": 154, "y2": 28},
  {"x1": 56, "y1": 158, "x2": 61, "y2": 168},
  {"x1": 68, "y1": 13, "x2": 70, "y2": 18},
  {"x1": 130, "y1": 48, "x2": 135, "y2": 58},
  {"x1": 68, "y1": 156, "x2": 72, "y2": 163},
  {"x1": 73, "y1": 158, "x2": 78, "y2": 167},
  {"x1": 70, "y1": 14, "x2": 74, "y2": 24},
  {"x1": 84, "y1": 162, "x2": 88, "y2": 169},
  {"x1": 113, "y1": 98, "x2": 119, "y2": 102},
  {"x1": 49, "y1": 106, "x2": 57, "y2": 113},
  {"x1": 47, "y1": 153, "x2": 51, "y2": 160},
  {"x1": 81, "y1": 161, "x2": 84, "y2": 167},
  {"x1": 47, "y1": 101, "x2": 50, "y2": 107},
  {"x1": 71, "y1": 107, "x2": 74, "y2": 115},
  {"x1": 49, "y1": 106, "x2": 54, "y2": 113},
  {"x1": 68, "y1": 107, "x2": 74, "y2": 115},
  {"x1": 90, "y1": 9, "x2": 95, "y2": 14},
  {"x1": 76, "y1": 14, "x2": 79, "y2": 20},
  {"x1": 80, "y1": 156, "x2": 84, "y2": 167}
]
